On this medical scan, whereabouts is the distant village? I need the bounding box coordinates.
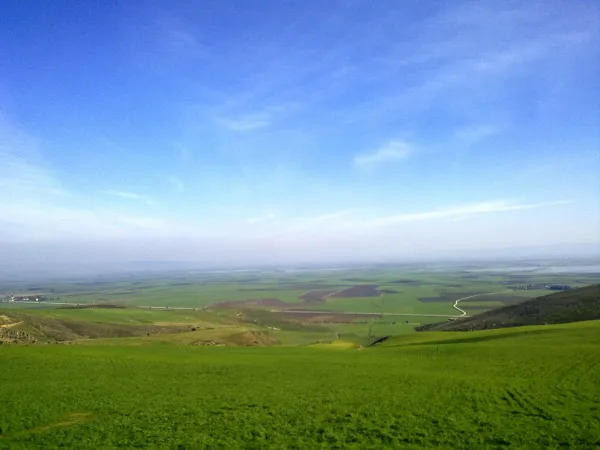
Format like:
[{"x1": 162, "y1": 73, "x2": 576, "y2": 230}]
[
  {"x1": 511, "y1": 284, "x2": 573, "y2": 291},
  {"x1": 1, "y1": 295, "x2": 54, "y2": 303}
]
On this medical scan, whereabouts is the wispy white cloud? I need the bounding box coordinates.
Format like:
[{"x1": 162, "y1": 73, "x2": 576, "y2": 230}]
[
  {"x1": 175, "y1": 143, "x2": 192, "y2": 163},
  {"x1": 2, "y1": 202, "x2": 179, "y2": 241},
  {"x1": 336, "y1": 3, "x2": 599, "y2": 126},
  {"x1": 0, "y1": 113, "x2": 178, "y2": 241},
  {"x1": 345, "y1": 200, "x2": 574, "y2": 229},
  {"x1": 298, "y1": 210, "x2": 354, "y2": 223},
  {"x1": 470, "y1": 31, "x2": 595, "y2": 75},
  {"x1": 256, "y1": 200, "x2": 576, "y2": 240},
  {"x1": 0, "y1": 113, "x2": 66, "y2": 202},
  {"x1": 455, "y1": 125, "x2": 500, "y2": 145},
  {"x1": 167, "y1": 176, "x2": 184, "y2": 191},
  {"x1": 219, "y1": 113, "x2": 272, "y2": 132},
  {"x1": 354, "y1": 140, "x2": 411, "y2": 167},
  {"x1": 103, "y1": 190, "x2": 156, "y2": 206},
  {"x1": 153, "y1": 16, "x2": 205, "y2": 59}
]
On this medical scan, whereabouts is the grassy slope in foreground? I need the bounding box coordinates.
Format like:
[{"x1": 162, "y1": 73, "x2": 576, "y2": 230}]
[
  {"x1": 1, "y1": 320, "x2": 599, "y2": 449},
  {"x1": 418, "y1": 284, "x2": 600, "y2": 332}
]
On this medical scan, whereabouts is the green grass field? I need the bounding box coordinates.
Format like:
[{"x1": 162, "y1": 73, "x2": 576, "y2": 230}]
[{"x1": 1, "y1": 320, "x2": 599, "y2": 449}]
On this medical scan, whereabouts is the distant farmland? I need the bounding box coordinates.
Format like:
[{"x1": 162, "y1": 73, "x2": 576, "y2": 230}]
[{"x1": 419, "y1": 293, "x2": 526, "y2": 305}]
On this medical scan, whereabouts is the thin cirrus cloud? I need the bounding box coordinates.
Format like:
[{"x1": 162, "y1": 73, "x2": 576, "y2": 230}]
[
  {"x1": 0, "y1": 114, "x2": 67, "y2": 201},
  {"x1": 345, "y1": 200, "x2": 574, "y2": 229},
  {"x1": 455, "y1": 125, "x2": 500, "y2": 145},
  {"x1": 354, "y1": 140, "x2": 412, "y2": 167},
  {"x1": 294, "y1": 210, "x2": 355, "y2": 225},
  {"x1": 102, "y1": 190, "x2": 156, "y2": 206},
  {"x1": 167, "y1": 177, "x2": 184, "y2": 191},
  {"x1": 2, "y1": 204, "x2": 177, "y2": 240},
  {"x1": 148, "y1": 16, "x2": 206, "y2": 61},
  {"x1": 219, "y1": 113, "x2": 272, "y2": 132},
  {"x1": 244, "y1": 201, "x2": 574, "y2": 236}
]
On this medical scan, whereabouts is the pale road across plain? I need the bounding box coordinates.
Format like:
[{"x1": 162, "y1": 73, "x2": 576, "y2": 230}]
[
  {"x1": 32, "y1": 302, "x2": 465, "y2": 318},
  {"x1": 280, "y1": 310, "x2": 461, "y2": 318}
]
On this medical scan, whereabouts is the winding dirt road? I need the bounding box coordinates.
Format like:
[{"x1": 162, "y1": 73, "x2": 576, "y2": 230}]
[{"x1": 452, "y1": 292, "x2": 498, "y2": 316}]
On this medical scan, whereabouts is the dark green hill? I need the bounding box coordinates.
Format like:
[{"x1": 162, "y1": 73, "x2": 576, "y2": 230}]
[{"x1": 417, "y1": 284, "x2": 600, "y2": 332}]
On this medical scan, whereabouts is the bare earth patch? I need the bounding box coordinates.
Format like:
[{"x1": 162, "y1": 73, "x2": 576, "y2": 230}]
[
  {"x1": 190, "y1": 331, "x2": 278, "y2": 346},
  {"x1": 299, "y1": 290, "x2": 337, "y2": 301},
  {"x1": 282, "y1": 312, "x2": 379, "y2": 323},
  {"x1": 328, "y1": 285, "x2": 382, "y2": 298},
  {"x1": 211, "y1": 298, "x2": 289, "y2": 309}
]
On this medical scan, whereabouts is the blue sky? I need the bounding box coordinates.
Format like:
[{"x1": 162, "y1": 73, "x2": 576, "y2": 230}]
[{"x1": 1, "y1": 0, "x2": 599, "y2": 266}]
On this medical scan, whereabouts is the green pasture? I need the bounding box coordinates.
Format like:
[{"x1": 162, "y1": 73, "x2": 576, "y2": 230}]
[{"x1": 1, "y1": 320, "x2": 599, "y2": 449}]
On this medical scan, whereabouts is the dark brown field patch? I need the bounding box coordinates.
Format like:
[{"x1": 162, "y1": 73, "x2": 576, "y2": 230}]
[
  {"x1": 329, "y1": 285, "x2": 381, "y2": 298},
  {"x1": 282, "y1": 311, "x2": 379, "y2": 323},
  {"x1": 237, "y1": 284, "x2": 345, "y2": 292},
  {"x1": 228, "y1": 331, "x2": 278, "y2": 346},
  {"x1": 281, "y1": 283, "x2": 347, "y2": 290},
  {"x1": 211, "y1": 298, "x2": 289, "y2": 309},
  {"x1": 379, "y1": 289, "x2": 399, "y2": 294},
  {"x1": 299, "y1": 290, "x2": 337, "y2": 301}
]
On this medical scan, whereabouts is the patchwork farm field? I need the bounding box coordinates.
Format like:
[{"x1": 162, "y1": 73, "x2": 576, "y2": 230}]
[
  {"x1": 4, "y1": 263, "x2": 597, "y2": 318},
  {"x1": 1, "y1": 320, "x2": 599, "y2": 449},
  {"x1": 2, "y1": 262, "x2": 599, "y2": 346}
]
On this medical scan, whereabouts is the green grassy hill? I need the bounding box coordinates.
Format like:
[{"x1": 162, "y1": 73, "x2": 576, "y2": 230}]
[
  {"x1": 0, "y1": 307, "x2": 336, "y2": 347},
  {"x1": 1, "y1": 320, "x2": 599, "y2": 448},
  {"x1": 0, "y1": 311, "x2": 192, "y2": 343},
  {"x1": 417, "y1": 284, "x2": 600, "y2": 332}
]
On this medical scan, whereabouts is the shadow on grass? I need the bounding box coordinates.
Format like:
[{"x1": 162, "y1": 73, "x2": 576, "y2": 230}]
[{"x1": 384, "y1": 328, "x2": 556, "y2": 347}]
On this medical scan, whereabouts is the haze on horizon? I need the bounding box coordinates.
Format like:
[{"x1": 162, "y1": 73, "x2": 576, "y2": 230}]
[{"x1": 1, "y1": 0, "x2": 599, "y2": 272}]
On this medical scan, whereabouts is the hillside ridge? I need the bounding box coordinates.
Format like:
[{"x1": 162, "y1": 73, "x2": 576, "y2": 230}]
[{"x1": 417, "y1": 284, "x2": 600, "y2": 332}]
